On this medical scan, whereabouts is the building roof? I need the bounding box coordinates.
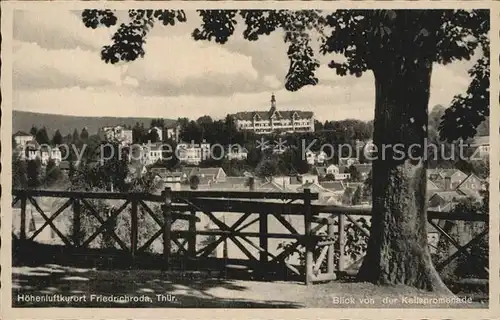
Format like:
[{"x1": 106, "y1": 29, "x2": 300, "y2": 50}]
[
  {"x1": 197, "y1": 176, "x2": 213, "y2": 186},
  {"x1": 314, "y1": 166, "x2": 327, "y2": 176},
  {"x1": 320, "y1": 181, "x2": 346, "y2": 192},
  {"x1": 210, "y1": 177, "x2": 249, "y2": 190},
  {"x1": 181, "y1": 167, "x2": 195, "y2": 177},
  {"x1": 338, "y1": 165, "x2": 350, "y2": 174},
  {"x1": 233, "y1": 110, "x2": 314, "y2": 121},
  {"x1": 296, "y1": 182, "x2": 332, "y2": 194},
  {"x1": 429, "y1": 190, "x2": 467, "y2": 203},
  {"x1": 256, "y1": 180, "x2": 289, "y2": 192},
  {"x1": 427, "y1": 179, "x2": 441, "y2": 191},
  {"x1": 469, "y1": 135, "x2": 489, "y2": 147},
  {"x1": 427, "y1": 168, "x2": 463, "y2": 179},
  {"x1": 13, "y1": 131, "x2": 32, "y2": 137},
  {"x1": 352, "y1": 164, "x2": 372, "y2": 174},
  {"x1": 190, "y1": 167, "x2": 225, "y2": 179}
]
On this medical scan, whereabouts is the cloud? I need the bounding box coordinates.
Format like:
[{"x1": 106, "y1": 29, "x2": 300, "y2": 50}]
[
  {"x1": 13, "y1": 40, "x2": 136, "y2": 90},
  {"x1": 13, "y1": 10, "x2": 114, "y2": 51},
  {"x1": 11, "y1": 9, "x2": 476, "y2": 122},
  {"x1": 429, "y1": 62, "x2": 472, "y2": 108},
  {"x1": 125, "y1": 36, "x2": 282, "y2": 96}
]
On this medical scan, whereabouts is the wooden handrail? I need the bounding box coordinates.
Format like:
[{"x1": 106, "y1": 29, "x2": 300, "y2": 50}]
[{"x1": 11, "y1": 189, "x2": 487, "y2": 222}]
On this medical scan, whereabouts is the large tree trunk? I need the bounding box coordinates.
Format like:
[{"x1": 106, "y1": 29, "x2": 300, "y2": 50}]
[{"x1": 356, "y1": 58, "x2": 451, "y2": 294}]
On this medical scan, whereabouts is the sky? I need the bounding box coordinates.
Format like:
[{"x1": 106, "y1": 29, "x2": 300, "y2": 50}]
[{"x1": 12, "y1": 9, "x2": 479, "y2": 122}]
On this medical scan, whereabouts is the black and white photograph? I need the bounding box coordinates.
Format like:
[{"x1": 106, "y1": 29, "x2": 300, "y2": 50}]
[{"x1": 1, "y1": 1, "x2": 496, "y2": 317}]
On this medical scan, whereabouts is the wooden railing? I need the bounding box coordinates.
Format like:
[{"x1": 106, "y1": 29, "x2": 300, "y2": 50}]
[{"x1": 11, "y1": 188, "x2": 488, "y2": 285}]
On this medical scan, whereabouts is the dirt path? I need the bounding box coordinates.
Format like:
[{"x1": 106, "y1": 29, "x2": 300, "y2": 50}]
[{"x1": 12, "y1": 265, "x2": 487, "y2": 308}]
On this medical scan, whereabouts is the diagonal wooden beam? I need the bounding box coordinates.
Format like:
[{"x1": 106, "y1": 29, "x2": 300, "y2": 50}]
[
  {"x1": 12, "y1": 196, "x2": 20, "y2": 207},
  {"x1": 345, "y1": 215, "x2": 370, "y2": 237},
  {"x1": 28, "y1": 197, "x2": 72, "y2": 246},
  {"x1": 138, "y1": 229, "x2": 163, "y2": 253},
  {"x1": 436, "y1": 228, "x2": 489, "y2": 272},
  {"x1": 237, "y1": 233, "x2": 301, "y2": 275},
  {"x1": 138, "y1": 200, "x2": 163, "y2": 226},
  {"x1": 30, "y1": 198, "x2": 73, "y2": 241},
  {"x1": 80, "y1": 199, "x2": 130, "y2": 251},
  {"x1": 272, "y1": 213, "x2": 299, "y2": 235},
  {"x1": 313, "y1": 245, "x2": 329, "y2": 274},
  {"x1": 428, "y1": 219, "x2": 470, "y2": 255}
]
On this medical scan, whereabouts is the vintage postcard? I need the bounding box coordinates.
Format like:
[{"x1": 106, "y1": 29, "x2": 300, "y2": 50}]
[{"x1": 1, "y1": 1, "x2": 498, "y2": 319}]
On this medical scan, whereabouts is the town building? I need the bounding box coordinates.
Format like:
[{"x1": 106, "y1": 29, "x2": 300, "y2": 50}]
[
  {"x1": 226, "y1": 146, "x2": 249, "y2": 161},
  {"x1": 148, "y1": 126, "x2": 163, "y2": 142},
  {"x1": 352, "y1": 164, "x2": 372, "y2": 180},
  {"x1": 99, "y1": 126, "x2": 133, "y2": 145},
  {"x1": 13, "y1": 131, "x2": 34, "y2": 147},
  {"x1": 467, "y1": 135, "x2": 489, "y2": 159},
  {"x1": 136, "y1": 142, "x2": 164, "y2": 166},
  {"x1": 232, "y1": 94, "x2": 315, "y2": 134},
  {"x1": 427, "y1": 168, "x2": 469, "y2": 190},
  {"x1": 176, "y1": 141, "x2": 211, "y2": 165},
  {"x1": 165, "y1": 124, "x2": 181, "y2": 143},
  {"x1": 188, "y1": 167, "x2": 227, "y2": 183},
  {"x1": 40, "y1": 146, "x2": 62, "y2": 165}
]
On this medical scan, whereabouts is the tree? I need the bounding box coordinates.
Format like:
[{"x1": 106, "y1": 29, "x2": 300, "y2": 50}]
[
  {"x1": 347, "y1": 165, "x2": 362, "y2": 182},
  {"x1": 26, "y1": 158, "x2": 42, "y2": 189},
  {"x1": 132, "y1": 122, "x2": 147, "y2": 144},
  {"x1": 341, "y1": 187, "x2": 355, "y2": 206},
  {"x1": 282, "y1": 148, "x2": 310, "y2": 175},
  {"x1": 29, "y1": 125, "x2": 38, "y2": 137},
  {"x1": 245, "y1": 176, "x2": 256, "y2": 191},
  {"x1": 35, "y1": 127, "x2": 50, "y2": 145},
  {"x1": 44, "y1": 158, "x2": 63, "y2": 187},
  {"x1": 52, "y1": 130, "x2": 63, "y2": 146},
  {"x1": 151, "y1": 118, "x2": 166, "y2": 128},
  {"x1": 80, "y1": 127, "x2": 90, "y2": 142},
  {"x1": 145, "y1": 129, "x2": 160, "y2": 143},
  {"x1": 351, "y1": 185, "x2": 362, "y2": 205},
  {"x1": 189, "y1": 175, "x2": 200, "y2": 190},
  {"x1": 256, "y1": 159, "x2": 279, "y2": 178},
  {"x1": 72, "y1": 129, "x2": 80, "y2": 144},
  {"x1": 82, "y1": 8, "x2": 489, "y2": 292},
  {"x1": 12, "y1": 155, "x2": 28, "y2": 189}
]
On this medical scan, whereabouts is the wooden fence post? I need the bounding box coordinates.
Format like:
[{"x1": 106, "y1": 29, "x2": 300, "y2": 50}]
[
  {"x1": 20, "y1": 195, "x2": 27, "y2": 241},
  {"x1": 130, "y1": 199, "x2": 138, "y2": 265},
  {"x1": 337, "y1": 214, "x2": 346, "y2": 273},
  {"x1": 259, "y1": 212, "x2": 268, "y2": 278},
  {"x1": 327, "y1": 218, "x2": 335, "y2": 275},
  {"x1": 72, "y1": 198, "x2": 81, "y2": 247},
  {"x1": 304, "y1": 188, "x2": 313, "y2": 285},
  {"x1": 188, "y1": 209, "x2": 196, "y2": 257},
  {"x1": 162, "y1": 187, "x2": 172, "y2": 270}
]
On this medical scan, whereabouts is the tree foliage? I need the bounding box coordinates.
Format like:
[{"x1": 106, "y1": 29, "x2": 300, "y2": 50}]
[{"x1": 52, "y1": 130, "x2": 63, "y2": 146}]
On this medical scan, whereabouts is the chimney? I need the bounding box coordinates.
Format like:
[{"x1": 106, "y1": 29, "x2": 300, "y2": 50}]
[{"x1": 444, "y1": 177, "x2": 451, "y2": 190}]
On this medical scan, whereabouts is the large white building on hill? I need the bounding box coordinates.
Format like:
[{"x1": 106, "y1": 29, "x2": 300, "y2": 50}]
[{"x1": 232, "y1": 94, "x2": 315, "y2": 134}]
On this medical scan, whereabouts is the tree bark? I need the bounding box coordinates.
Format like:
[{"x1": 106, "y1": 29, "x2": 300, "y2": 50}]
[{"x1": 356, "y1": 58, "x2": 452, "y2": 294}]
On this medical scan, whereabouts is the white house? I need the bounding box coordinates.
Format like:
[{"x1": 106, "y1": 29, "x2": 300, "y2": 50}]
[
  {"x1": 315, "y1": 151, "x2": 328, "y2": 164},
  {"x1": 165, "y1": 124, "x2": 181, "y2": 142},
  {"x1": 149, "y1": 126, "x2": 163, "y2": 142},
  {"x1": 299, "y1": 174, "x2": 319, "y2": 185},
  {"x1": 227, "y1": 146, "x2": 248, "y2": 160},
  {"x1": 99, "y1": 126, "x2": 133, "y2": 145},
  {"x1": 13, "y1": 131, "x2": 34, "y2": 147},
  {"x1": 232, "y1": 94, "x2": 315, "y2": 134},
  {"x1": 140, "y1": 143, "x2": 163, "y2": 165},
  {"x1": 177, "y1": 141, "x2": 211, "y2": 165}
]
